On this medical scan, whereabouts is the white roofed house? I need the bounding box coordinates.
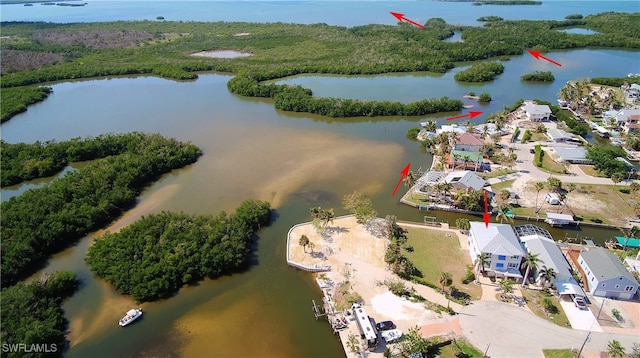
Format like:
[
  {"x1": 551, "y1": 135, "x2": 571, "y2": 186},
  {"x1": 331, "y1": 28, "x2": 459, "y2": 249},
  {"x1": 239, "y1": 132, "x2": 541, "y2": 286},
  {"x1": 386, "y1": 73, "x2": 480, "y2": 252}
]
[
  {"x1": 468, "y1": 222, "x2": 526, "y2": 282},
  {"x1": 578, "y1": 247, "x2": 639, "y2": 300},
  {"x1": 515, "y1": 225, "x2": 585, "y2": 297},
  {"x1": 522, "y1": 104, "x2": 552, "y2": 122}
]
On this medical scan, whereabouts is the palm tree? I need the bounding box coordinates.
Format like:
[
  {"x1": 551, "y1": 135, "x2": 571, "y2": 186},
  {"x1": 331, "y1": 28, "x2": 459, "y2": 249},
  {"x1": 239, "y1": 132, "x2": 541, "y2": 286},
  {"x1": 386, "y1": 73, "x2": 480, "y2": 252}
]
[
  {"x1": 439, "y1": 272, "x2": 453, "y2": 294},
  {"x1": 499, "y1": 279, "x2": 514, "y2": 301},
  {"x1": 496, "y1": 204, "x2": 514, "y2": 224},
  {"x1": 534, "y1": 182, "x2": 545, "y2": 213},
  {"x1": 482, "y1": 124, "x2": 490, "y2": 139},
  {"x1": 475, "y1": 252, "x2": 490, "y2": 283},
  {"x1": 521, "y1": 253, "x2": 543, "y2": 288},
  {"x1": 299, "y1": 235, "x2": 310, "y2": 253},
  {"x1": 404, "y1": 170, "x2": 418, "y2": 198},
  {"x1": 607, "y1": 340, "x2": 625, "y2": 358},
  {"x1": 564, "y1": 182, "x2": 577, "y2": 213},
  {"x1": 308, "y1": 242, "x2": 315, "y2": 254},
  {"x1": 611, "y1": 172, "x2": 623, "y2": 192},
  {"x1": 538, "y1": 266, "x2": 557, "y2": 288},
  {"x1": 426, "y1": 120, "x2": 437, "y2": 132},
  {"x1": 441, "y1": 182, "x2": 453, "y2": 203}
]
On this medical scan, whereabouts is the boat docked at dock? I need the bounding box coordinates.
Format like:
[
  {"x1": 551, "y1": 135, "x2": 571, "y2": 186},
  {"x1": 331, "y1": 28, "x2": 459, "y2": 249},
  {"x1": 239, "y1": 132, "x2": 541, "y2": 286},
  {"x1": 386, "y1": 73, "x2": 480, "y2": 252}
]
[{"x1": 119, "y1": 308, "x2": 143, "y2": 327}]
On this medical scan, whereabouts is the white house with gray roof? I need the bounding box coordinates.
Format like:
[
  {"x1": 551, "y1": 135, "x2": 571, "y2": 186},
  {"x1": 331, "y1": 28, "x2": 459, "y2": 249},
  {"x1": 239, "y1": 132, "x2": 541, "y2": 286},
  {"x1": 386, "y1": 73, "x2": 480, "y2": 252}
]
[
  {"x1": 578, "y1": 247, "x2": 639, "y2": 300},
  {"x1": 522, "y1": 104, "x2": 552, "y2": 122},
  {"x1": 468, "y1": 222, "x2": 526, "y2": 281},
  {"x1": 515, "y1": 225, "x2": 585, "y2": 297}
]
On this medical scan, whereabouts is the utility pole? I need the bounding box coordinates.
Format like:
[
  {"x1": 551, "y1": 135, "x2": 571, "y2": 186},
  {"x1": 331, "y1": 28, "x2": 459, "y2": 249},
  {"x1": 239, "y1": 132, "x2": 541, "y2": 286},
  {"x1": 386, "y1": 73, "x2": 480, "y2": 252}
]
[
  {"x1": 483, "y1": 343, "x2": 490, "y2": 358},
  {"x1": 596, "y1": 298, "x2": 606, "y2": 320},
  {"x1": 576, "y1": 332, "x2": 591, "y2": 358}
]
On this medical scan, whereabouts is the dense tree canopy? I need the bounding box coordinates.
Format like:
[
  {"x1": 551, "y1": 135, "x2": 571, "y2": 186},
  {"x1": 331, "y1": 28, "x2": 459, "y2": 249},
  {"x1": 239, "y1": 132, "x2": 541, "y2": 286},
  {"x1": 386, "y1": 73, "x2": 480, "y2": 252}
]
[
  {"x1": 586, "y1": 144, "x2": 629, "y2": 177},
  {"x1": 0, "y1": 86, "x2": 51, "y2": 122},
  {"x1": 454, "y1": 62, "x2": 505, "y2": 82},
  {"x1": 1, "y1": 12, "x2": 639, "y2": 120},
  {"x1": 1, "y1": 271, "x2": 79, "y2": 358},
  {"x1": 86, "y1": 200, "x2": 271, "y2": 302},
  {"x1": 1, "y1": 133, "x2": 202, "y2": 287},
  {"x1": 521, "y1": 71, "x2": 555, "y2": 82}
]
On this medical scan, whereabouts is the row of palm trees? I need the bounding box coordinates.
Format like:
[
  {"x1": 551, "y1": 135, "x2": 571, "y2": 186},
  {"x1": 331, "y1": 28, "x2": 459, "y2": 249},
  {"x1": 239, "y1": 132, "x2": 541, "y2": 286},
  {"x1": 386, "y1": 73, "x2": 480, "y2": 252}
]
[
  {"x1": 558, "y1": 79, "x2": 624, "y2": 116},
  {"x1": 475, "y1": 251, "x2": 555, "y2": 288}
]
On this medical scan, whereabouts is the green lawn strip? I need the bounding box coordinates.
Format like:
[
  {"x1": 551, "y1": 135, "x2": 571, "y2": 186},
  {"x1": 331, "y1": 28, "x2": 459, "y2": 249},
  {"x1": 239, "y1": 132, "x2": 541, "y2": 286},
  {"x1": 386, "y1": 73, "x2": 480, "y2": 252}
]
[
  {"x1": 521, "y1": 289, "x2": 571, "y2": 328},
  {"x1": 477, "y1": 169, "x2": 516, "y2": 179},
  {"x1": 577, "y1": 165, "x2": 607, "y2": 177},
  {"x1": 436, "y1": 339, "x2": 484, "y2": 358},
  {"x1": 543, "y1": 349, "x2": 580, "y2": 358},
  {"x1": 540, "y1": 149, "x2": 568, "y2": 174},
  {"x1": 403, "y1": 227, "x2": 482, "y2": 300},
  {"x1": 404, "y1": 192, "x2": 428, "y2": 205},
  {"x1": 490, "y1": 179, "x2": 515, "y2": 192},
  {"x1": 530, "y1": 133, "x2": 549, "y2": 142}
]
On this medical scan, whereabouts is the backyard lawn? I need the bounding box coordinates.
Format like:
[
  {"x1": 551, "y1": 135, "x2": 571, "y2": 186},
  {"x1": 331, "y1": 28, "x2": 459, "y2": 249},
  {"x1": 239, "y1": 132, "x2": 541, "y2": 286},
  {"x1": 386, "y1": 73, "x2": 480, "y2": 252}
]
[
  {"x1": 402, "y1": 227, "x2": 482, "y2": 300},
  {"x1": 543, "y1": 349, "x2": 580, "y2": 358}
]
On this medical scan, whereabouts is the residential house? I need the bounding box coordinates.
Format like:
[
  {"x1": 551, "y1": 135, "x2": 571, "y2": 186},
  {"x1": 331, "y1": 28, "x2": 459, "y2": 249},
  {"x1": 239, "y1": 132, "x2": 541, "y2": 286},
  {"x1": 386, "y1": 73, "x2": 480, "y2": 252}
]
[
  {"x1": 627, "y1": 83, "x2": 640, "y2": 98},
  {"x1": 522, "y1": 104, "x2": 552, "y2": 122},
  {"x1": 577, "y1": 247, "x2": 639, "y2": 300},
  {"x1": 623, "y1": 114, "x2": 640, "y2": 135},
  {"x1": 468, "y1": 222, "x2": 526, "y2": 281},
  {"x1": 436, "y1": 124, "x2": 466, "y2": 135},
  {"x1": 454, "y1": 133, "x2": 484, "y2": 152},
  {"x1": 515, "y1": 225, "x2": 585, "y2": 297},
  {"x1": 550, "y1": 145, "x2": 592, "y2": 164},
  {"x1": 546, "y1": 128, "x2": 574, "y2": 143},
  {"x1": 448, "y1": 150, "x2": 482, "y2": 171},
  {"x1": 442, "y1": 170, "x2": 486, "y2": 192},
  {"x1": 603, "y1": 109, "x2": 640, "y2": 127}
]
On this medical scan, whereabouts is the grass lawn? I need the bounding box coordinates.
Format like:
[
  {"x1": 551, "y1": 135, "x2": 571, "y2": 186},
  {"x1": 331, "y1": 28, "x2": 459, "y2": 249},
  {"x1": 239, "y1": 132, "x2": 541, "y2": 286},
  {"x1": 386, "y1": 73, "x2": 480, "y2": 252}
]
[
  {"x1": 491, "y1": 179, "x2": 515, "y2": 192},
  {"x1": 404, "y1": 192, "x2": 427, "y2": 206},
  {"x1": 402, "y1": 227, "x2": 482, "y2": 300},
  {"x1": 478, "y1": 168, "x2": 516, "y2": 179},
  {"x1": 530, "y1": 132, "x2": 549, "y2": 142},
  {"x1": 543, "y1": 349, "x2": 580, "y2": 358},
  {"x1": 577, "y1": 165, "x2": 607, "y2": 177},
  {"x1": 539, "y1": 149, "x2": 568, "y2": 174},
  {"x1": 436, "y1": 340, "x2": 484, "y2": 358},
  {"x1": 521, "y1": 289, "x2": 571, "y2": 328}
]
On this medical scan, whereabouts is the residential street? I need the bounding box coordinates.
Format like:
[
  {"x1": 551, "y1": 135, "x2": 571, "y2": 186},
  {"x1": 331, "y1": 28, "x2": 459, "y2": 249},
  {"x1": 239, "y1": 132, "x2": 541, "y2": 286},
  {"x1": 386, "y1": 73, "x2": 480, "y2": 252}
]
[{"x1": 458, "y1": 300, "x2": 639, "y2": 358}]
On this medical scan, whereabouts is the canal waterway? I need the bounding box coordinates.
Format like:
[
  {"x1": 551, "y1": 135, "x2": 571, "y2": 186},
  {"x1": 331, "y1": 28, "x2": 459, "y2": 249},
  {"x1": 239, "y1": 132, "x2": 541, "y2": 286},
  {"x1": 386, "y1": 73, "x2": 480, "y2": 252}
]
[{"x1": 1, "y1": 1, "x2": 639, "y2": 356}]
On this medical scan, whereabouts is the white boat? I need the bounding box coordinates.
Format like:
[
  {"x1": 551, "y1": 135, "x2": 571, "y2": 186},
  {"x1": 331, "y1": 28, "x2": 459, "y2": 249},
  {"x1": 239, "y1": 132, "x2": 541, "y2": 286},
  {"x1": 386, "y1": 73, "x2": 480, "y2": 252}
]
[
  {"x1": 119, "y1": 308, "x2": 143, "y2": 327},
  {"x1": 544, "y1": 213, "x2": 574, "y2": 227}
]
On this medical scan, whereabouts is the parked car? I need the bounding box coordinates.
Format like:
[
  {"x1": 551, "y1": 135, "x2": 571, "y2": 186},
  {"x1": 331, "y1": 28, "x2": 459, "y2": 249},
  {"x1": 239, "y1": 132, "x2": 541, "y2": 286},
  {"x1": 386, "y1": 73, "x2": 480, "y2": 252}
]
[
  {"x1": 573, "y1": 296, "x2": 587, "y2": 310},
  {"x1": 375, "y1": 321, "x2": 396, "y2": 331},
  {"x1": 529, "y1": 148, "x2": 535, "y2": 154}
]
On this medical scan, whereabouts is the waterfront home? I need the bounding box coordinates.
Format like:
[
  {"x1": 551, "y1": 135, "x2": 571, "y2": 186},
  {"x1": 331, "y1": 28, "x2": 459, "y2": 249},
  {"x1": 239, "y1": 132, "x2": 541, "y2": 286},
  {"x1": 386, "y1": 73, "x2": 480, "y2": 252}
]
[
  {"x1": 623, "y1": 114, "x2": 640, "y2": 134},
  {"x1": 515, "y1": 225, "x2": 585, "y2": 297},
  {"x1": 522, "y1": 103, "x2": 552, "y2": 122},
  {"x1": 468, "y1": 222, "x2": 526, "y2": 281},
  {"x1": 603, "y1": 109, "x2": 640, "y2": 127},
  {"x1": 546, "y1": 128, "x2": 574, "y2": 143},
  {"x1": 453, "y1": 133, "x2": 484, "y2": 152},
  {"x1": 577, "y1": 247, "x2": 639, "y2": 300},
  {"x1": 443, "y1": 170, "x2": 486, "y2": 192},
  {"x1": 436, "y1": 124, "x2": 466, "y2": 135},
  {"x1": 550, "y1": 145, "x2": 591, "y2": 164}
]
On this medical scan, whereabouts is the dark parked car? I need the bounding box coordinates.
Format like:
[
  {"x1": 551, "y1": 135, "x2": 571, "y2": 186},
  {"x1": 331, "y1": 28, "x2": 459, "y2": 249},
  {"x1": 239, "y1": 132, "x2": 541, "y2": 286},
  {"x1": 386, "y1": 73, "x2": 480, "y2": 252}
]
[
  {"x1": 375, "y1": 321, "x2": 396, "y2": 331},
  {"x1": 529, "y1": 148, "x2": 535, "y2": 154}
]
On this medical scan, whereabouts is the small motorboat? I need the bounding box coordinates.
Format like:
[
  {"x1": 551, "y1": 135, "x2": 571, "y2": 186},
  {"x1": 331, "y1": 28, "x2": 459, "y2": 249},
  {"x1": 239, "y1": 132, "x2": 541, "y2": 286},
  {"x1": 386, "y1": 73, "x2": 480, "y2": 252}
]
[{"x1": 119, "y1": 308, "x2": 143, "y2": 327}]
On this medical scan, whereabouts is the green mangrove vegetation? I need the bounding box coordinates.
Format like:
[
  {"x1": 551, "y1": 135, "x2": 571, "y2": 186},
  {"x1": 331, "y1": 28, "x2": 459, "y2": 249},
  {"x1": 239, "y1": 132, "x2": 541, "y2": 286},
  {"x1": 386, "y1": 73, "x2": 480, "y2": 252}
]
[
  {"x1": 477, "y1": 16, "x2": 504, "y2": 22},
  {"x1": 590, "y1": 77, "x2": 640, "y2": 87},
  {"x1": 1, "y1": 12, "x2": 639, "y2": 120},
  {"x1": 0, "y1": 86, "x2": 52, "y2": 122},
  {"x1": 1, "y1": 133, "x2": 203, "y2": 288},
  {"x1": 86, "y1": 200, "x2": 272, "y2": 302},
  {"x1": 1, "y1": 271, "x2": 79, "y2": 358},
  {"x1": 454, "y1": 61, "x2": 504, "y2": 82},
  {"x1": 521, "y1": 71, "x2": 555, "y2": 82}
]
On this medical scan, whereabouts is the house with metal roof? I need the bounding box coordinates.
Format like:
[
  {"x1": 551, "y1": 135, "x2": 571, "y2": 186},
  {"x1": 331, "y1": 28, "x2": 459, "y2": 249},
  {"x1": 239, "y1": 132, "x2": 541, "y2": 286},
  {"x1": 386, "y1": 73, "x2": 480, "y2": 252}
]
[
  {"x1": 577, "y1": 247, "x2": 639, "y2": 300},
  {"x1": 546, "y1": 128, "x2": 574, "y2": 142},
  {"x1": 454, "y1": 133, "x2": 484, "y2": 152},
  {"x1": 522, "y1": 104, "x2": 552, "y2": 122},
  {"x1": 515, "y1": 225, "x2": 585, "y2": 297},
  {"x1": 551, "y1": 145, "x2": 592, "y2": 164},
  {"x1": 468, "y1": 222, "x2": 526, "y2": 281},
  {"x1": 443, "y1": 170, "x2": 486, "y2": 192}
]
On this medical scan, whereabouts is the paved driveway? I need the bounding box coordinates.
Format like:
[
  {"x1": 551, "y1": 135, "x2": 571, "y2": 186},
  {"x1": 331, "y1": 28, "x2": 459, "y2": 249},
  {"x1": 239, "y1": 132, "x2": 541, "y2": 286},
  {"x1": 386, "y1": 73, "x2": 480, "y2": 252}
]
[
  {"x1": 558, "y1": 296, "x2": 602, "y2": 332},
  {"x1": 458, "y1": 300, "x2": 639, "y2": 358}
]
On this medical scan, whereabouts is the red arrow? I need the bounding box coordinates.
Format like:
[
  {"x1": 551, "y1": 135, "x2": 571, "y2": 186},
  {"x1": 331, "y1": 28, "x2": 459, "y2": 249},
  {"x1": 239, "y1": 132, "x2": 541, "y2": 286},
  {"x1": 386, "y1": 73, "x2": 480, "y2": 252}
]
[
  {"x1": 483, "y1": 190, "x2": 491, "y2": 228},
  {"x1": 391, "y1": 163, "x2": 411, "y2": 196},
  {"x1": 390, "y1": 12, "x2": 424, "y2": 29},
  {"x1": 446, "y1": 111, "x2": 483, "y2": 121},
  {"x1": 526, "y1": 49, "x2": 562, "y2": 67}
]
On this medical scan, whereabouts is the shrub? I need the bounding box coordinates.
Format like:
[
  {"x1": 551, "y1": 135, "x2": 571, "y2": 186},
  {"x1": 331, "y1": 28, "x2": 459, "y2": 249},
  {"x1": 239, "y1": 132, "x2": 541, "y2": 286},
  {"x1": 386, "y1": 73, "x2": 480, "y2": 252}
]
[
  {"x1": 407, "y1": 127, "x2": 421, "y2": 139},
  {"x1": 461, "y1": 268, "x2": 475, "y2": 284},
  {"x1": 479, "y1": 93, "x2": 492, "y2": 102},
  {"x1": 512, "y1": 127, "x2": 521, "y2": 142},
  {"x1": 521, "y1": 129, "x2": 532, "y2": 143},
  {"x1": 534, "y1": 145, "x2": 544, "y2": 167},
  {"x1": 542, "y1": 298, "x2": 558, "y2": 314}
]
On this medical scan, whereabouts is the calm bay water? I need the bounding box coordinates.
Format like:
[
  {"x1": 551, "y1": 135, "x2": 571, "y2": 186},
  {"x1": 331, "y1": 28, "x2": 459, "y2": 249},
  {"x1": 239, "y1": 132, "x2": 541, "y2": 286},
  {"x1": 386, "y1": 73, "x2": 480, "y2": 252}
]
[
  {"x1": 1, "y1": 0, "x2": 638, "y2": 26},
  {"x1": 1, "y1": 1, "x2": 640, "y2": 357}
]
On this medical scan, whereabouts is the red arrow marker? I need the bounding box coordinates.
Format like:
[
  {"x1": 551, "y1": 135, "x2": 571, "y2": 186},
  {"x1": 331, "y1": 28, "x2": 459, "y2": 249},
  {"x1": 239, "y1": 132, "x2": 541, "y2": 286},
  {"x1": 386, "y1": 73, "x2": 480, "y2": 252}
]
[
  {"x1": 390, "y1": 12, "x2": 425, "y2": 29},
  {"x1": 446, "y1": 111, "x2": 483, "y2": 121},
  {"x1": 483, "y1": 190, "x2": 491, "y2": 228},
  {"x1": 526, "y1": 49, "x2": 562, "y2": 67},
  {"x1": 392, "y1": 163, "x2": 411, "y2": 196}
]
